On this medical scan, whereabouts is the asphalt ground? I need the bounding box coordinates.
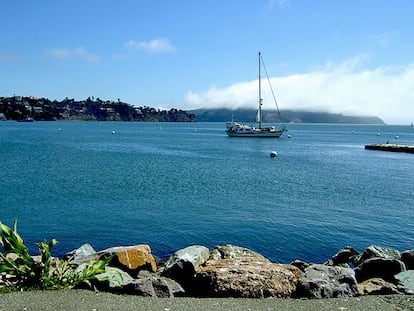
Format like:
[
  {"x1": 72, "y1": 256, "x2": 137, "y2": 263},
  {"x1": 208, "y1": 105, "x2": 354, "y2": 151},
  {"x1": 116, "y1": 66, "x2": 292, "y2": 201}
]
[{"x1": 0, "y1": 290, "x2": 413, "y2": 311}]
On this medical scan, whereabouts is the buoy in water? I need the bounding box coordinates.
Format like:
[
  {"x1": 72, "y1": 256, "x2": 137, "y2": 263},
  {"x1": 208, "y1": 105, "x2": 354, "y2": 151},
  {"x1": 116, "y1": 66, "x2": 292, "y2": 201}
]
[
  {"x1": 395, "y1": 135, "x2": 399, "y2": 139},
  {"x1": 287, "y1": 134, "x2": 291, "y2": 139},
  {"x1": 111, "y1": 130, "x2": 116, "y2": 134},
  {"x1": 270, "y1": 151, "x2": 278, "y2": 158}
]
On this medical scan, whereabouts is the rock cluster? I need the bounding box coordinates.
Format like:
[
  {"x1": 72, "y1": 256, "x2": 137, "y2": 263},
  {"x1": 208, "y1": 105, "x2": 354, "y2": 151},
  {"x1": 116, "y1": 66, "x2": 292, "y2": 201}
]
[{"x1": 1, "y1": 243, "x2": 414, "y2": 298}]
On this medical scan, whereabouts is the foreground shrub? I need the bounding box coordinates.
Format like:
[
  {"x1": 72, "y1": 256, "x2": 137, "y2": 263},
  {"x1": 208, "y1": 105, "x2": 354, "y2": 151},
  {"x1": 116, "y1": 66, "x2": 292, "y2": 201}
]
[{"x1": 0, "y1": 219, "x2": 121, "y2": 290}]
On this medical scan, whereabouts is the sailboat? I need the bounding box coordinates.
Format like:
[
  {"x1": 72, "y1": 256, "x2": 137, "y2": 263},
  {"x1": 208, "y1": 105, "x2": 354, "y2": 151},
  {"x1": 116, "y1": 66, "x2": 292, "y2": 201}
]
[{"x1": 225, "y1": 52, "x2": 287, "y2": 138}]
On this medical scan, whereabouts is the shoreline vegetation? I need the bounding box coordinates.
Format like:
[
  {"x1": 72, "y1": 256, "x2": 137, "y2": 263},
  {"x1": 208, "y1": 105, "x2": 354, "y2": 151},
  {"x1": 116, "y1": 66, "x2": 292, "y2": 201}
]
[
  {"x1": 0, "y1": 95, "x2": 385, "y2": 124},
  {"x1": 1, "y1": 220, "x2": 413, "y2": 301}
]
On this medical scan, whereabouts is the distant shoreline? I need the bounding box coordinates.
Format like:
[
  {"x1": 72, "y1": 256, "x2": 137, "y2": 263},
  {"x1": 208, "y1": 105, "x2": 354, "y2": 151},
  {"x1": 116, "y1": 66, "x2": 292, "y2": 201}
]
[
  {"x1": 0, "y1": 96, "x2": 195, "y2": 122},
  {"x1": 0, "y1": 96, "x2": 386, "y2": 124}
]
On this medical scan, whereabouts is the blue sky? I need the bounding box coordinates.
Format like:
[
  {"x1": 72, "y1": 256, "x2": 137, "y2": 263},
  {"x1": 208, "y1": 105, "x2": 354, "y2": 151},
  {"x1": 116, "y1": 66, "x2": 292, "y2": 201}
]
[{"x1": 1, "y1": 0, "x2": 413, "y2": 124}]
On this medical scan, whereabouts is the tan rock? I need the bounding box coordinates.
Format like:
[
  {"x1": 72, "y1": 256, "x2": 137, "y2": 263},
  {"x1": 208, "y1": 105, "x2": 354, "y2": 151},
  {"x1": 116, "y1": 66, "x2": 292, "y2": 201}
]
[
  {"x1": 358, "y1": 278, "x2": 400, "y2": 295},
  {"x1": 98, "y1": 245, "x2": 157, "y2": 273},
  {"x1": 195, "y1": 257, "x2": 301, "y2": 298}
]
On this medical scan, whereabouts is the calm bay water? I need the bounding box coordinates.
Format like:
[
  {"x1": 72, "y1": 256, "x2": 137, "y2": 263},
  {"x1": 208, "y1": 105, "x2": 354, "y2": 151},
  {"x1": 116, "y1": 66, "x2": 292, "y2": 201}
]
[{"x1": 1, "y1": 121, "x2": 413, "y2": 263}]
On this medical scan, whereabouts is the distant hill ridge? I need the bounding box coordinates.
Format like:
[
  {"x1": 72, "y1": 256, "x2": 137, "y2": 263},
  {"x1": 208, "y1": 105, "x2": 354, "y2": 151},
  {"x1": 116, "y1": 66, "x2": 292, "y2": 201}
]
[
  {"x1": 0, "y1": 95, "x2": 384, "y2": 124},
  {"x1": 0, "y1": 96, "x2": 195, "y2": 122},
  {"x1": 190, "y1": 109, "x2": 385, "y2": 124}
]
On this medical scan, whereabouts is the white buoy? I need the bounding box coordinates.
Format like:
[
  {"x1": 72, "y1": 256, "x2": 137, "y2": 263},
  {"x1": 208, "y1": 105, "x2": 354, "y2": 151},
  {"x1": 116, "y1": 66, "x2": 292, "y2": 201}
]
[
  {"x1": 395, "y1": 135, "x2": 399, "y2": 139},
  {"x1": 111, "y1": 130, "x2": 116, "y2": 134},
  {"x1": 377, "y1": 133, "x2": 381, "y2": 136},
  {"x1": 270, "y1": 151, "x2": 278, "y2": 158},
  {"x1": 287, "y1": 134, "x2": 291, "y2": 139}
]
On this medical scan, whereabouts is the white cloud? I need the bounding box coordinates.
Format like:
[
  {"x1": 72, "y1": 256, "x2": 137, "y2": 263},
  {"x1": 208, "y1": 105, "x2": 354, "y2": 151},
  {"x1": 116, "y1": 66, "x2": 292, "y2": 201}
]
[
  {"x1": 48, "y1": 47, "x2": 99, "y2": 62},
  {"x1": 125, "y1": 38, "x2": 176, "y2": 53},
  {"x1": 184, "y1": 56, "x2": 414, "y2": 124}
]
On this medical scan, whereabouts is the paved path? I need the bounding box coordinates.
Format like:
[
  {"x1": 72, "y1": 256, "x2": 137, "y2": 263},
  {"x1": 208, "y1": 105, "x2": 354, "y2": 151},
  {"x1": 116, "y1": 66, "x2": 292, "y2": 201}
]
[{"x1": 1, "y1": 290, "x2": 413, "y2": 311}]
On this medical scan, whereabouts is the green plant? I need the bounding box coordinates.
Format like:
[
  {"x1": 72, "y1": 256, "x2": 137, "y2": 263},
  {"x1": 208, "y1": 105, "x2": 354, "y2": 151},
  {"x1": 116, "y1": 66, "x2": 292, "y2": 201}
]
[
  {"x1": 0, "y1": 219, "x2": 124, "y2": 290},
  {"x1": 73, "y1": 256, "x2": 111, "y2": 288},
  {"x1": 0, "y1": 219, "x2": 36, "y2": 283},
  {"x1": 36, "y1": 238, "x2": 67, "y2": 289},
  {"x1": 95, "y1": 266, "x2": 130, "y2": 288}
]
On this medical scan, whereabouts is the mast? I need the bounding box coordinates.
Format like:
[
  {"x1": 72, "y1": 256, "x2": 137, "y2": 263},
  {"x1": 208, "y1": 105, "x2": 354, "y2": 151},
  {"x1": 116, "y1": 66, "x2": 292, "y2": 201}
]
[{"x1": 258, "y1": 52, "x2": 263, "y2": 129}]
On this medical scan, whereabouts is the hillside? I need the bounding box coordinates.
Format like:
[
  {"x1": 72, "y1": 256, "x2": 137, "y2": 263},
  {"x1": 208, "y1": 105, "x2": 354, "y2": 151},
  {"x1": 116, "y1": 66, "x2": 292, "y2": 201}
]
[
  {"x1": 190, "y1": 109, "x2": 385, "y2": 124},
  {"x1": 0, "y1": 96, "x2": 195, "y2": 122}
]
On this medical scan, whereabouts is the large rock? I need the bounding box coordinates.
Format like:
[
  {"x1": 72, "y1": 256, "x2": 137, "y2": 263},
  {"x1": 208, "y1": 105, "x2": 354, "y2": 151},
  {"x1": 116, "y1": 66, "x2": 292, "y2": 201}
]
[
  {"x1": 209, "y1": 244, "x2": 270, "y2": 262},
  {"x1": 354, "y1": 245, "x2": 401, "y2": 266},
  {"x1": 354, "y1": 257, "x2": 406, "y2": 282},
  {"x1": 123, "y1": 271, "x2": 184, "y2": 297},
  {"x1": 325, "y1": 246, "x2": 360, "y2": 267},
  {"x1": 296, "y1": 264, "x2": 358, "y2": 298},
  {"x1": 64, "y1": 243, "x2": 98, "y2": 265},
  {"x1": 358, "y1": 278, "x2": 400, "y2": 295},
  {"x1": 395, "y1": 270, "x2": 414, "y2": 294},
  {"x1": 97, "y1": 245, "x2": 157, "y2": 274},
  {"x1": 162, "y1": 245, "x2": 210, "y2": 292},
  {"x1": 401, "y1": 250, "x2": 414, "y2": 270},
  {"x1": 195, "y1": 257, "x2": 301, "y2": 298}
]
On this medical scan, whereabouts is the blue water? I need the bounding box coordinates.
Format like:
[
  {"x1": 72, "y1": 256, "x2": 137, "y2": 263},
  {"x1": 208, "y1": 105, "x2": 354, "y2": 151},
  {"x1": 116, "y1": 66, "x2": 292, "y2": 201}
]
[{"x1": 1, "y1": 121, "x2": 413, "y2": 263}]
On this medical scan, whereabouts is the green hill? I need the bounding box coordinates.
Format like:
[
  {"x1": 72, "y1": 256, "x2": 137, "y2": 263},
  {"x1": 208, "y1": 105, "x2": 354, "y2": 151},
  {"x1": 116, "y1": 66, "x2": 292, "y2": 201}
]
[{"x1": 0, "y1": 96, "x2": 195, "y2": 122}]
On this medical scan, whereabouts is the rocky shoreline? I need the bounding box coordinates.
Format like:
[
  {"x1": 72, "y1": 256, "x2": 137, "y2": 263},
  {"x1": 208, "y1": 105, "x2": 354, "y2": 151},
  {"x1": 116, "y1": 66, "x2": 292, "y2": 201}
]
[
  {"x1": 0, "y1": 96, "x2": 195, "y2": 122},
  {"x1": 2, "y1": 242, "x2": 413, "y2": 299}
]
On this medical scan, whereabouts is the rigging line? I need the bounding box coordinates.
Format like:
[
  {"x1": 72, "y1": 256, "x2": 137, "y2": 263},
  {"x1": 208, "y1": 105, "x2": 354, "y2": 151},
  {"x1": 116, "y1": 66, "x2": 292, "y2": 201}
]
[{"x1": 260, "y1": 55, "x2": 285, "y2": 125}]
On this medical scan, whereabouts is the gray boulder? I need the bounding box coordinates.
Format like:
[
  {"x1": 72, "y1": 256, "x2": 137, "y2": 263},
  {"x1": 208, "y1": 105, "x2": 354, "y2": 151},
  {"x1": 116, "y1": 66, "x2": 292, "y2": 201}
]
[
  {"x1": 401, "y1": 250, "x2": 414, "y2": 270},
  {"x1": 395, "y1": 270, "x2": 414, "y2": 294},
  {"x1": 354, "y1": 257, "x2": 406, "y2": 282},
  {"x1": 123, "y1": 271, "x2": 184, "y2": 297},
  {"x1": 325, "y1": 246, "x2": 360, "y2": 267},
  {"x1": 354, "y1": 245, "x2": 400, "y2": 266},
  {"x1": 162, "y1": 245, "x2": 209, "y2": 293},
  {"x1": 64, "y1": 243, "x2": 98, "y2": 265},
  {"x1": 296, "y1": 264, "x2": 358, "y2": 298}
]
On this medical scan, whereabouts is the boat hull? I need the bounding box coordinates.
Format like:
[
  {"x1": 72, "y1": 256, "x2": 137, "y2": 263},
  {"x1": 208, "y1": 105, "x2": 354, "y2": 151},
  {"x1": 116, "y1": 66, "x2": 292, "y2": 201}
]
[{"x1": 225, "y1": 130, "x2": 284, "y2": 138}]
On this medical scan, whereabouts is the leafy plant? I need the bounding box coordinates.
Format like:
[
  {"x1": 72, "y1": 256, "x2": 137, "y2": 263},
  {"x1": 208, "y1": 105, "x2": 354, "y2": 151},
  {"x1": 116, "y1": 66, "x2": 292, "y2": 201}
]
[
  {"x1": 0, "y1": 219, "x2": 37, "y2": 284},
  {"x1": 95, "y1": 266, "x2": 130, "y2": 288},
  {"x1": 73, "y1": 256, "x2": 112, "y2": 288},
  {"x1": 0, "y1": 219, "x2": 124, "y2": 290}
]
